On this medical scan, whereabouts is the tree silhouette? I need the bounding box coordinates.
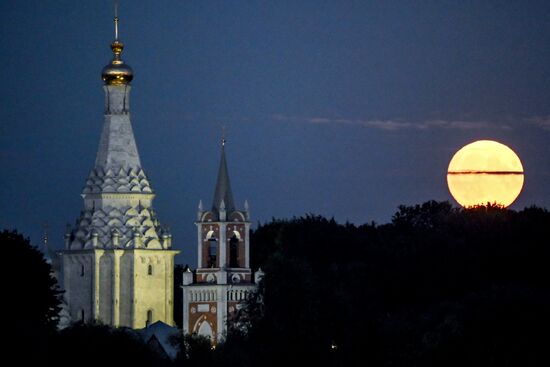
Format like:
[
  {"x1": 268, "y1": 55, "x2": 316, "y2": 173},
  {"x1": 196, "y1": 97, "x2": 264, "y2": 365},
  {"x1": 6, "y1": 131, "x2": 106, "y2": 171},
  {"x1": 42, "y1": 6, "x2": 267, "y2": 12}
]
[
  {"x1": 174, "y1": 264, "x2": 184, "y2": 328},
  {"x1": 50, "y1": 323, "x2": 171, "y2": 366},
  {"x1": 231, "y1": 203, "x2": 550, "y2": 366},
  {"x1": 2, "y1": 229, "x2": 62, "y2": 364}
]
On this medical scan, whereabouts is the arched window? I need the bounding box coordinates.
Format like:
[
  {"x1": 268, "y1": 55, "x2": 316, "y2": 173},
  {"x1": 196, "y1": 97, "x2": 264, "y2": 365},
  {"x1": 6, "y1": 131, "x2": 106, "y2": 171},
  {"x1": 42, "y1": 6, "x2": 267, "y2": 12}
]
[
  {"x1": 207, "y1": 238, "x2": 217, "y2": 268},
  {"x1": 197, "y1": 320, "x2": 213, "y2": 339},
  {"x1": 146, "y1": 309, "x2": 153, "y2": 327},
  {"x1": 229, "y1": 235, "x2": 239, "y2": 268},
  {"x1": 80, "y1": 309, "x2": 85, "y2": 322},
  {"x1": 148, "y1": 264, "x2": 153, "y2": 276},
  {"x1": 80, "y1": 264, "x2": 84, "y2": 277}
]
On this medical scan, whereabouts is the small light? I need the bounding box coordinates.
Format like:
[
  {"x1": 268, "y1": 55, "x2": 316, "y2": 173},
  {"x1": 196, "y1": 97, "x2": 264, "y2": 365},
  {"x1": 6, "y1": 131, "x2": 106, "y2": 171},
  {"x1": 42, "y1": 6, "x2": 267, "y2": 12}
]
[{"x1": 331, "y1": 343, "x2": 338, "y2": 350}]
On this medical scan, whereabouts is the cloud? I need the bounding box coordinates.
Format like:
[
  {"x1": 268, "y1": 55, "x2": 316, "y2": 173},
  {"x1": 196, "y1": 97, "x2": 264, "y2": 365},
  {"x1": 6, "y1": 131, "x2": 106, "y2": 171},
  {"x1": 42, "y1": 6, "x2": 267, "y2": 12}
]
[
  {"x1": 526, "y1": 115, "x2": 550, "y2": 131},
  {"x1": 183, "y1": 113, "x2": 544, "y2": 132},
  {"x1": 268, "y1": 115, "x2": 500, "y2": 131}
]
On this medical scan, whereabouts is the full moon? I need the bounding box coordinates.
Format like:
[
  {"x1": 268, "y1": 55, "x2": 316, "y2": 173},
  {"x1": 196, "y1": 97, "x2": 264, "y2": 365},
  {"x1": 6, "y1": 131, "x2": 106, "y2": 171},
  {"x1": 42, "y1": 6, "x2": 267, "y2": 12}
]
[{"x1": 447, "y1": 140, "x2": 524, "y2": 208}]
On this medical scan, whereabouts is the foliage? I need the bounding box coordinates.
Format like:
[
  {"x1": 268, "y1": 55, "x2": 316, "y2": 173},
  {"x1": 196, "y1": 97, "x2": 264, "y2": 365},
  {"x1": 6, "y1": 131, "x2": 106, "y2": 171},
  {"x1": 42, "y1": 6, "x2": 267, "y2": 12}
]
[
  {"x1": 230, "y1": 203, "x2": 550, "y2": 366},
  {"x1": 2, "y1": 229, "x2": 62, "y2": 330},
  {"x1": 2, "y1": 229, "x2": 62, "y2": 365},
  {"x1": 174, "y1": 264, "x2": 185, "y2": 328},
  {"x1": 173, "y1": 333, "x2": 215, "y2": 366},
  {"x1": 48, "y1": 322, "x2": 171, "y2": 366}
]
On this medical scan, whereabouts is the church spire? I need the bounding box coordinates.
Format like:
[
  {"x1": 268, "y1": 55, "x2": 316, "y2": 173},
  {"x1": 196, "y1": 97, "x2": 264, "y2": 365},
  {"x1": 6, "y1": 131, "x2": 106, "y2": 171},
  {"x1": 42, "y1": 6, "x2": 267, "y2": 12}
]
[
  {"x1": 41, "y1": 222, "x2": 52, "y2": 264},
  {"x1": 93, "y1": 1, "x2": 140, "y2": 171},
  {"x1": 212, "y1": 136, "x2": 236, "y2": 216}
]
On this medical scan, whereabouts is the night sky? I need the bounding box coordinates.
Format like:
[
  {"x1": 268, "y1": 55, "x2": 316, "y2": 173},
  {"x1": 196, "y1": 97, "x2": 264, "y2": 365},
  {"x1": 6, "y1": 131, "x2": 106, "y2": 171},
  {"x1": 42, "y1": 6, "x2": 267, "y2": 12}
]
[{"x1": 1, "y1": 1, "x2": 550, "y2": 266}]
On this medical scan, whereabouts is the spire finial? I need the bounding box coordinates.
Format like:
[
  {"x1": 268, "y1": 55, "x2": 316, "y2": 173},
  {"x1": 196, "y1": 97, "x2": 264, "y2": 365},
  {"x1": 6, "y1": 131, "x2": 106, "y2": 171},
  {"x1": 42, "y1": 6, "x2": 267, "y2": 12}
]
[
  {"x1": 114, "y1": 0, "x2": 119, "y2": 40},
  {"x1": 212, "y1": 133, "x2": 235, "y2": 215},
  {"x1": 42, "y1": 222, "x2": 54, "y2": 263},
  {"x1": 42, "y1": 222, "x2": 49, "y2": 250}
]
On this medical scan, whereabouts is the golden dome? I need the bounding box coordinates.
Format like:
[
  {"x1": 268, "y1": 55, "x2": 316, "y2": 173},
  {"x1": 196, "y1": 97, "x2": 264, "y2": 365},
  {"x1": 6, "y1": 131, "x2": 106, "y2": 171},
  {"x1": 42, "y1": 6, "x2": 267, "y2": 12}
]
[{"x1": 101, "y1": 40, "x2": 133, "y2": 85}]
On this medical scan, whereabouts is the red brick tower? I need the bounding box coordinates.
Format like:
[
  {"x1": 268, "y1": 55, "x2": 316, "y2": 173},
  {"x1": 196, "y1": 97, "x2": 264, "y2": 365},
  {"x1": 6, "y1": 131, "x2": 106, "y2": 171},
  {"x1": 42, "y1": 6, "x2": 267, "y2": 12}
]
[{"x1": 182, "y1": 138, "x2": 262, "y2": 342}]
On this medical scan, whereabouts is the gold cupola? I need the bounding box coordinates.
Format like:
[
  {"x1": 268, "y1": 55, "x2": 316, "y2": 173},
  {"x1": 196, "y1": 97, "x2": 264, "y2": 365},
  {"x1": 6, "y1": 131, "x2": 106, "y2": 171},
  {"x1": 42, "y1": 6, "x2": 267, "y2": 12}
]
[{"x1": 101, "y1": 9, "x2": 133, "y2": 85}]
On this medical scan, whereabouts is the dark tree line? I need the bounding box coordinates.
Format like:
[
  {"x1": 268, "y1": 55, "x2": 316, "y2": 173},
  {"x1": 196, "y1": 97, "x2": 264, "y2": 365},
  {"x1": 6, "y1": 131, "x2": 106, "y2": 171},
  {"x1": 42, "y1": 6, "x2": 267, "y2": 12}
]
[{"x1": 233, "y1": 202, "x2": 550, "y2": 367}]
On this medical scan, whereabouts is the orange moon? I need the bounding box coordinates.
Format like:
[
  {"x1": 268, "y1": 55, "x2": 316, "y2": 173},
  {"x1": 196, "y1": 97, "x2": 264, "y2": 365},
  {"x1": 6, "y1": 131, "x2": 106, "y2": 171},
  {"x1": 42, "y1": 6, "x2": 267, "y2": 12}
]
[{"x1": 447, "y1": 140, "x2": 524, "y2": 208}]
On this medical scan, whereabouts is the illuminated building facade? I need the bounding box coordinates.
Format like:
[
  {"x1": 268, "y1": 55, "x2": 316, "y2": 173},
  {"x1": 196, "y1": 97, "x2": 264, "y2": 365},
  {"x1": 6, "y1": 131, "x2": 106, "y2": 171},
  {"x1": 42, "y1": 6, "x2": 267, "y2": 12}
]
[
  {"x1": 61, "y1": 12, "x2": 179, "y2": 328},
  {"x1": 182, "y1": 140, "x2": 262, "y2": 342}
]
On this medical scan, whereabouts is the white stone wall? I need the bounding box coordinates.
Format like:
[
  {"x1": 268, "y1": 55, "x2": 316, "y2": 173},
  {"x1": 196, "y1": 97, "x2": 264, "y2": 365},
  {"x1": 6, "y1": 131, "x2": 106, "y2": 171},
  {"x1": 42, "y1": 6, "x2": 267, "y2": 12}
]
[
  {"x1": 63, "y1": 253, "x2": 94, "y2": 323},
  {"x1": 132, "y1": 250, "x2": 177, "y2": 328},
  {"x1": 119, "y1": 252, "x2": 134, "y2": 327},
  {"x1": 63, "y1": 249, "x2": 177, "y2": 328},
  {"x1": 98, "y1": 253, "x2": 113, "y2": 324}
]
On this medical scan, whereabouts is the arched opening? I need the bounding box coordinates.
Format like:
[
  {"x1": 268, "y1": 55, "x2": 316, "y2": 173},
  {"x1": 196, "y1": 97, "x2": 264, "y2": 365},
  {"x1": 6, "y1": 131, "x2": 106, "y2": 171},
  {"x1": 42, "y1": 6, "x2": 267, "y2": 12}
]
[
  {"x1": 80, "y1": 264, "x2": 84, "y2": 277},
  {"x1": 207, "y1": 238, "x2": 217, "y2": 268},
  {"x1": 197, "y1": 320, "x2": 213, "y2": 340},
  {"x1": 80, "y1": 309, "x2": 85, "y2": 322},
  {"x1": 229, "y1": 234, "x2": 239, "y2": 268},
  {"x1": 148, "y1": 264, "x2": 153, "y2": 276}
]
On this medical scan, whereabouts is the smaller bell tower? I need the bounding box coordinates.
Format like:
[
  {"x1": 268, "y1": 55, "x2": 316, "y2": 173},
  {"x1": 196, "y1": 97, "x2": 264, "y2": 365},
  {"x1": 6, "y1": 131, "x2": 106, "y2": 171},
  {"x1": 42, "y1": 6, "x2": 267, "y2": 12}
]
[{"x1": 182, "y1": 138, "x2": 262, "y2": 342}]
